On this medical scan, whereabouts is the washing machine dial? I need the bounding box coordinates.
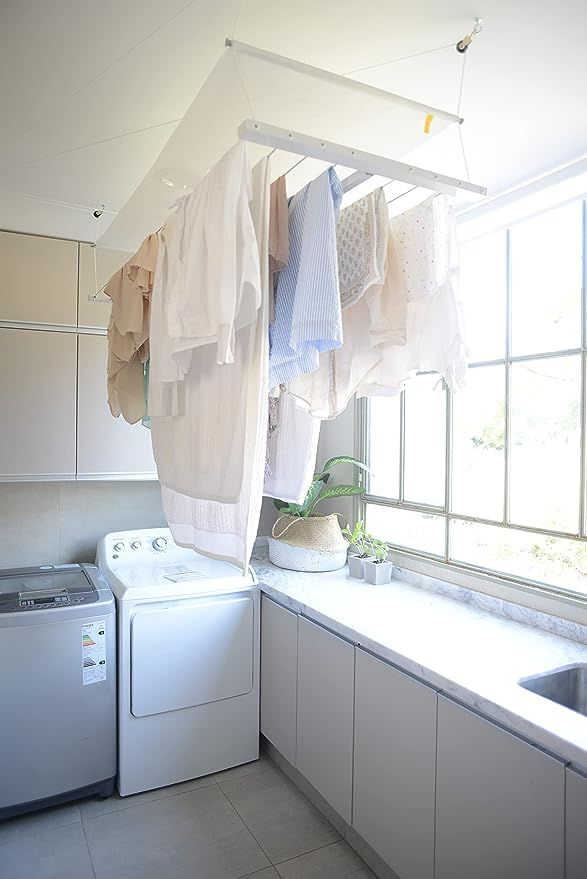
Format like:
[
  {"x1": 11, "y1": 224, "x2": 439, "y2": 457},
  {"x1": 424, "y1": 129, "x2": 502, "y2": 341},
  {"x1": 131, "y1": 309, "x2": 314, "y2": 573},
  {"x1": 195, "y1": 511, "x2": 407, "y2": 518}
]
[
  {"x1": 131, "y1": 540, "x2": 142, "y2": 550},
  {"x1": 113, "y1": 541, "x2": 125, "y2": 552},
  {"x1": 152, "y1": 537, "x2": 167, "y2": 552}
]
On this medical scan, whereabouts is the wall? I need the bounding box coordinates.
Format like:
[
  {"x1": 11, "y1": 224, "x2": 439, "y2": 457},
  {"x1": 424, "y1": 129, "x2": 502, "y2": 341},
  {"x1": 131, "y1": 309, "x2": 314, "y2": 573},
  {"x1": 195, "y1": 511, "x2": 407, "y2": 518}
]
[{"x1": 0, "y1": 481, "x2": 166, "y2": 568}]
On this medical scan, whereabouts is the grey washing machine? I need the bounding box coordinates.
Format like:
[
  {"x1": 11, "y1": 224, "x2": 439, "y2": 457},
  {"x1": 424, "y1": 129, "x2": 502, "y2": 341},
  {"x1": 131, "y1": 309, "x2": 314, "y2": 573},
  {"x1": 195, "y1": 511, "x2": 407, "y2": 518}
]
[{"x1": 0, "y1": 563, "x2": 116, "y2": 819}]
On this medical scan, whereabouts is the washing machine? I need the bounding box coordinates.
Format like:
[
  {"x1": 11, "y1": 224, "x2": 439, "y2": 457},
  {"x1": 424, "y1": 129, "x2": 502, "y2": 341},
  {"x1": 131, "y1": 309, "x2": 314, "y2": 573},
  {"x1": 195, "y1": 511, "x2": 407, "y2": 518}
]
[
  {"x1": 0, "y1": 564, "x2": 116, "y2": 819},
  {"x1": 96, "y1": 528, "x2": 259, "y2": 797}
]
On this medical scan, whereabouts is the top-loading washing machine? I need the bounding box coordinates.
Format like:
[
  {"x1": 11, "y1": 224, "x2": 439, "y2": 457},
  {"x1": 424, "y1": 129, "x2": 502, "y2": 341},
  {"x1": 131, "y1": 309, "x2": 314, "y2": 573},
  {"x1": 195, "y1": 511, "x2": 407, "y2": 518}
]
[
  {"x1": 96, "y1": 528, "x2": 259, "y2": 796},
  {"x1": 0, "y1": 563, "x2": 116, "y2": 819}
]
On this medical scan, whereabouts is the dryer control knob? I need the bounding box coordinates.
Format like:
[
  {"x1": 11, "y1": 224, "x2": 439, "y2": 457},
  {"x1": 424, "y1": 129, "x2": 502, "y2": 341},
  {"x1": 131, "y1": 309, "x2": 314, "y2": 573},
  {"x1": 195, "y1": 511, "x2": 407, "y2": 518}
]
[
  {"x1": 113, "y1": 541, "x2": 125, "y2": 552},
  {"x1": 152, "y1": 537, "x2": 167, "y2": 552},
  {"x1": 131, "y1": 540, "x2": 142, "y2": 550}
]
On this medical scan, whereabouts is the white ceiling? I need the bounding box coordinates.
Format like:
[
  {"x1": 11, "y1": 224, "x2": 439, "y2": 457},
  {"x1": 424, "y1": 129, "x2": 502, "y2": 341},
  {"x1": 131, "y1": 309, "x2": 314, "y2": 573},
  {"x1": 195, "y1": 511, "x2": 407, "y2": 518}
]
[{"x1": 0, "y1": 0, "x2": 585, "y2": 241}]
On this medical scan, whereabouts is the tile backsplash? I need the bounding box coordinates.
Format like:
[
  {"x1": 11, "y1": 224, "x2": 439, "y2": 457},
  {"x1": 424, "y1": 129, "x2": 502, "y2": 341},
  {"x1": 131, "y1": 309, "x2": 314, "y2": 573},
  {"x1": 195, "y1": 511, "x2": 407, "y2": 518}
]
[{"x1": 0, "y1": 481, "x2": 166, "y2": 568}]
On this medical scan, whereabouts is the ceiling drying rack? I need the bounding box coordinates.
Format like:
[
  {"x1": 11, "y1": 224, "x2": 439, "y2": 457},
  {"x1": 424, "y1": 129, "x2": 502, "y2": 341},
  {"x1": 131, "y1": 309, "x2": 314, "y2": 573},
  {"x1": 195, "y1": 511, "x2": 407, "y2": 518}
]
[{"x1": 228, "y1": 38, "x2": 487, "y2": 201}]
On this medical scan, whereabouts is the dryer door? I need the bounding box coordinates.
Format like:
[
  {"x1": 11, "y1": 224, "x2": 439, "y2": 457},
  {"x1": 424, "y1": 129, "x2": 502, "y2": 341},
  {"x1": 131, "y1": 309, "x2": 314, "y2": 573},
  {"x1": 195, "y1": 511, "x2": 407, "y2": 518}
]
[{"x1": 131, "y1": 594, "x2": 254, "y2": 717}]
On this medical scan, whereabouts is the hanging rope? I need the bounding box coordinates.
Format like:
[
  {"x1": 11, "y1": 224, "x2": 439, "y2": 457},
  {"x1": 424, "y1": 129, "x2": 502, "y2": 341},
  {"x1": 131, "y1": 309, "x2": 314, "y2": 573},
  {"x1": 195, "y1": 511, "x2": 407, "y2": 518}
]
[{"x1": 456, "y1": 52, "x2": 471, "y2": 182}]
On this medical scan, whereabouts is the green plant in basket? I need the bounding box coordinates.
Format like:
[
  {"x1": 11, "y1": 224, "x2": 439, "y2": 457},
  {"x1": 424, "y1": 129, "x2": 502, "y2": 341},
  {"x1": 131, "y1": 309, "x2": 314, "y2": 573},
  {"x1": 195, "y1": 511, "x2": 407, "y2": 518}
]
[{"x1": 273, "y1": 456, "x2": 370, "y2": 518}]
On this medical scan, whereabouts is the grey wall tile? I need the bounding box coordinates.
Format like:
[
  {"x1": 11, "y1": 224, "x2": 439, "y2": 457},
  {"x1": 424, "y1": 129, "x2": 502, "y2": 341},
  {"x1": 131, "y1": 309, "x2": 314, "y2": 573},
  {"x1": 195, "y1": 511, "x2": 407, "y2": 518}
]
[
  {"x1": 58, "y1": 480, "x2": 165, "y2": 563},
  {"x1": 0, "y1": 482, "x2": 60, "y2": 567}
]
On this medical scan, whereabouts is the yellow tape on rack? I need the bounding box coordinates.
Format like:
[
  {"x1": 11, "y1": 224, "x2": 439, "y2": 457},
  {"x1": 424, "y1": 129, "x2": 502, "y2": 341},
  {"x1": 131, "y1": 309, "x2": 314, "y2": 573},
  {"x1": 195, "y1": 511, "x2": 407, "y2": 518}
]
[{"x1": 424, "y1": 113, "x2": 434, "y2": 134}]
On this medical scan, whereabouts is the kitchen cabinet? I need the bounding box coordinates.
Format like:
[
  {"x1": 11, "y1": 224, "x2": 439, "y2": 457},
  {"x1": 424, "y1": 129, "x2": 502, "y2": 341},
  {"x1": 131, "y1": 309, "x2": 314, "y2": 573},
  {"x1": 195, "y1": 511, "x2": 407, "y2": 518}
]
[
  {"x1": 353, "y1": 649, "x2": 437, "y2": 879},
  {"x1": 435, "y1": 695, "x2": 565, "y2": 879},
  {"x1": 260, "y1": 595, "x2": 298, "y2": 765},
  {"x1": 0, "y1": 231, "x2": 77, "y2": 326},
  {"x1": 566, "y1": 766, "x2": 587, "y2": 879},
  {"x1": 78, "y1": 243, "x2": 129, "y2": 329},
  {"x1": 0, "y1": 328, "x2": 77, "y2": 479},
  {"x1": 296, "y1": 616, "x2": 354, "y2": 822},
  {"x1": 77, "y1": 333, "x2": 156, "y2": 479}
]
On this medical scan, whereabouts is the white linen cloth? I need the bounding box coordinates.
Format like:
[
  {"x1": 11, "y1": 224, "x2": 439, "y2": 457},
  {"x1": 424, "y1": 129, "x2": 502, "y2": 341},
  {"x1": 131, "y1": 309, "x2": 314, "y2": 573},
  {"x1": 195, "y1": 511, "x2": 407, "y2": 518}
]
[
  {"x1": 263, "y1": 389, "x2": 321, "y2": 504},
  {"x1": 159, "y1": 156, "x2": 271, "y2": 571},
  {"x1": 149, "y1": 143, "x2": 262, "y2": 502},
  {"x1": 357, "y1": 194, "x2": 467, "y2": 397}
]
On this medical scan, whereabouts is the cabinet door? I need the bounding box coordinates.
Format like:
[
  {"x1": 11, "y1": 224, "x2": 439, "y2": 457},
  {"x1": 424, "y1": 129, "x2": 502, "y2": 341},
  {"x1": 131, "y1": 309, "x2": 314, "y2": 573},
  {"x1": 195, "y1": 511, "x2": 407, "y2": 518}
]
[
  {"x1": 78, "y1": 243, "x2": 129, "y2": 329},
  {"x1": 353, "y1": 649, "x2": 436, "y2": 879},
  {"x1": 0, "y1": 231, "x2": 77, "y2": 326},
  {"x1": 296, "y1": 617, "x2": 354, "y2": 822},
  {"x1": 566, "y1": 767, "x2": 587, "y2": 879},
  {"x1": 435, "y1": 695, "x2": 564, "y2": 879},
  {"x1": 77, "y1": 333, "x2": 156, "y2": 479},
  {"x1": 260, "y1": 595, "x2": 298, "y2": 765},
  {"x1": 0, "y1": 328, "x2": 76, "y2": 479}
]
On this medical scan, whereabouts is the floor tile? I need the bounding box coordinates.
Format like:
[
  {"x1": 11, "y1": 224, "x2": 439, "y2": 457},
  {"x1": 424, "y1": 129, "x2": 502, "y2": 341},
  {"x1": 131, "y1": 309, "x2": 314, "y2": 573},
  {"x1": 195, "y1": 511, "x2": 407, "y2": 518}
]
[
  {"x1": 214, "y1": 755, "x2": 273, "y2": 784},
  {"x1": 276, "y1": 841, "x2": 375, "y2": 878},
  {"x1": 79, "y1": 773, "x2": 216, "y2": 818},
  {"x1": 238, "y1": 869, "x2": 280, "y2": 879},
  {"x1": 0, "y1": 802, "x2": 81, "y2": 846},
  {"x1": 0, "y1": 823, "x2": 94, "y2": 879},
  {"x1": 84, "y1": 783, "x2": 270, "y2": 879},
  {"x1": 219, "y1": 766, "x2": 341, "y2": 863}
]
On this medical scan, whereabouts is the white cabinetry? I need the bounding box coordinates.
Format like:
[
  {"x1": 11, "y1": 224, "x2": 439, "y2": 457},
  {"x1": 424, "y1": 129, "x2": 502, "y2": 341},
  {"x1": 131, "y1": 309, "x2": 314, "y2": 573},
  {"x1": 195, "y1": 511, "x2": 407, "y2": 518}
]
[
  {"x1": 77, "y1": 334, "x2": 156, "y2": 479},
  {"x1": 296, "y1": 617, "x2": 354, "y2": 822},
  {"x1": 78, "y1": 243, "x2": 129, "y2": 329},
  {"x1": 0, "y1": 328, "x2": 76, "y2": 479},
  {"x1": 0, "y1": 231, "x2": 77, "y2": 326},
  {"x1": 260, "y1": 596, "x2": 298, "y2": 765},
  {"x1": 435, "y1": 695, "x2": 565, "y2": 879},
  {"x1": 566, "y1": 767, "x2": 587, "y2": 879},
  {"x1": 353, "y1": 649, "x2": 437, "y2": 879}
]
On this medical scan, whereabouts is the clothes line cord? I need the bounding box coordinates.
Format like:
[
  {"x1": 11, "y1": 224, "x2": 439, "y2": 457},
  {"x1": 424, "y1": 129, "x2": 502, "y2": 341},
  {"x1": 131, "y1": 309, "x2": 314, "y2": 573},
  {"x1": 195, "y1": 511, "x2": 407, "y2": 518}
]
[{"x1": 342, "y1": 42, "x2": 455, "y2": 76}]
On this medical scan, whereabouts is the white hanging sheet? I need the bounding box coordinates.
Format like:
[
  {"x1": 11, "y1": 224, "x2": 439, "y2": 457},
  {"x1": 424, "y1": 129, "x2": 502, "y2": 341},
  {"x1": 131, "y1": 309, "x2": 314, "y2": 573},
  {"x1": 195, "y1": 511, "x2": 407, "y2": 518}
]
[
  {"x1": 160, "y1": 155, "x2": 271, "y2": 571},
  {"x1": 263, "y1": 390, "x2": 321, "y2": 504}
]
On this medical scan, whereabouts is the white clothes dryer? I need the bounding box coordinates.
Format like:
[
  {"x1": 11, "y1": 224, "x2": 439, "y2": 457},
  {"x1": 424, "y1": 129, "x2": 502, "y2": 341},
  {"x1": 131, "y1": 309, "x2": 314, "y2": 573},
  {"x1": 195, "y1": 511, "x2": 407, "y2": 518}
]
[{"x1": 96, "y1": 528, "x2": 259, "y2": 797}]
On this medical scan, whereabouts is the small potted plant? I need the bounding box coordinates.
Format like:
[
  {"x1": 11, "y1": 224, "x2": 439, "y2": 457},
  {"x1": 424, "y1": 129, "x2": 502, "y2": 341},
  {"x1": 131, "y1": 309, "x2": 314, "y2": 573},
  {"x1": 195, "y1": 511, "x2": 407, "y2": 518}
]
[
  {"x1": 362, "y1": 536, "x2": 393, "y2": 585},
  {"x1": 342, "y1": 521, "x2": 373, "y2": 579}
]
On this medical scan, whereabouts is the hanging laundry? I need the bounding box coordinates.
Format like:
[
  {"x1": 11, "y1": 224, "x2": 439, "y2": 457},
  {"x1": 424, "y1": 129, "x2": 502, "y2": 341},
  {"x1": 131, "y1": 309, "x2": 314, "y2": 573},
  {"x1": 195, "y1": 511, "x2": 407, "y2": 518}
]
[
  {"x1": 357, "y1": 194, "x2": 467, "y2": 397},
  {"x1": 268, "y1": 175, "x2": 289, "y2": 323},
  {"x1": 288, "y1": 189, "x2": 407, "y2": 419},
  {"x1": 269, "y1": 167, "x2": 344, "y2": 390},
  {"x1": 105, "y1": 233, "x2": 158, "y2": 424},
  {"x1": 149, "y1": 143, "x2": 262, "y2": 503},
  {"x1": 263, "y1": 388, "x2": 321, "y2": 504},
  {"x1": 159, "y1": 155, "x2": 271, "y2": 571}
]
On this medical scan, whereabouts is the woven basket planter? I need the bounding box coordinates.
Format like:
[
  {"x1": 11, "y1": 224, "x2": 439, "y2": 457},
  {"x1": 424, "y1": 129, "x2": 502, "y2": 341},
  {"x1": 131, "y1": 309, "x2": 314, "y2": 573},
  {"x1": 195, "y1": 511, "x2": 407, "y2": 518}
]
[{"x1": 269, "y1": 513, "x2": 348, "y2": 572}]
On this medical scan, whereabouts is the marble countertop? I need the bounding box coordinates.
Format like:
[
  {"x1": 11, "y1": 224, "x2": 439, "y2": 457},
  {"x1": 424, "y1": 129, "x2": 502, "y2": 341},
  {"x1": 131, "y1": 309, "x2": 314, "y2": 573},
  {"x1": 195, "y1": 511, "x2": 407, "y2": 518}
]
[{"x1": 251, "y1": 545, "x2": 587, "y2": 773}]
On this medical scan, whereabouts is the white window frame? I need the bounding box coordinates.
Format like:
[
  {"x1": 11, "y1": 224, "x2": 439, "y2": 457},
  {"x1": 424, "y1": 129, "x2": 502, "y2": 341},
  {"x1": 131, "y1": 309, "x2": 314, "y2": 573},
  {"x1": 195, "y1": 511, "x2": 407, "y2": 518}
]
[{"x1": 357, "y1": 192, "x2": 587, "y2": 621}]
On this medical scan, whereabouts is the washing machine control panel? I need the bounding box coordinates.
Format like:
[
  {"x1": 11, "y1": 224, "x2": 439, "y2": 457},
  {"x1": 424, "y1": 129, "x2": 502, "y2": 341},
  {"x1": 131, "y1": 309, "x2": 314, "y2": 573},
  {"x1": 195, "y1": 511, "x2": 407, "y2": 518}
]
[
  {"x1": 0, "y1": 566, "x2": 99, "y2": 613},
  {"x1": 108, "y1": 531, "x2": 175, "y2": 560}
]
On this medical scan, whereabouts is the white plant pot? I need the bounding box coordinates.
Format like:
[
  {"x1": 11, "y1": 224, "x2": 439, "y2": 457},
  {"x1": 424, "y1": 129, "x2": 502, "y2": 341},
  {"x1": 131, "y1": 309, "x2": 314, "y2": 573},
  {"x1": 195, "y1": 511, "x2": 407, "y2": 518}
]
[
  {"x1": 363, "y1": 559, "x2": 394, "y2": 585},
  {"x1": 268, "y1": 538, "x2": 347, "y2": 572},
  {"x1": 347, "y1": 554, "x2": 373, "y2": 579}
]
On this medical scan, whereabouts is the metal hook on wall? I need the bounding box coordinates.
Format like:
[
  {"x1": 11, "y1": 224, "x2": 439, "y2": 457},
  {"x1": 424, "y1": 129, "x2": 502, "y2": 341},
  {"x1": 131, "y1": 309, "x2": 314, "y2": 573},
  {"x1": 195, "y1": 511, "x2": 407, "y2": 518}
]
[{"x1": 456, "y1": 18, "x2": 483, "y2": 54}]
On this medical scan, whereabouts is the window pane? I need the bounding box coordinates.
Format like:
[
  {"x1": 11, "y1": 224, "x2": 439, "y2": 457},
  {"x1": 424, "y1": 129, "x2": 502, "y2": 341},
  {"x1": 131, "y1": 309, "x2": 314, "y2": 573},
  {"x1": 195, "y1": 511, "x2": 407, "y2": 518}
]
[
  {"x1": 450, "y1": 519, "x2": 587, "y2": 595},
  {"x1": 509, "y1": 355, "x2": 581, "y2": 533},
  {"x1": 368, "y1": 396, "x2": 400, "y2": 499},
  {"x1": 366, "y1": 504, "x2": 445, "y2": 556},
  {"x1": 460, "y1": 231, "x2": 507, "y2": 362},
  {"x1": 451, "y1": 365, "x2": 505, "y2": 520},
  {"x1": 511, "y1": 201, "x2": 583, "y2": 356},
  {"x1": 404, "y1": 375, "x2": 446, "y2": 507}
]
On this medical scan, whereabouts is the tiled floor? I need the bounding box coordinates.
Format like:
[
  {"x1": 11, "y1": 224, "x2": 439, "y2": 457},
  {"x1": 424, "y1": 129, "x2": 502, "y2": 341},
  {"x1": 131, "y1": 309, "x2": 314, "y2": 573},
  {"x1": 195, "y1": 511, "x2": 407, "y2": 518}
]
[{"x1": 0, "y1": 756, "x2": 375, "y2": 879}]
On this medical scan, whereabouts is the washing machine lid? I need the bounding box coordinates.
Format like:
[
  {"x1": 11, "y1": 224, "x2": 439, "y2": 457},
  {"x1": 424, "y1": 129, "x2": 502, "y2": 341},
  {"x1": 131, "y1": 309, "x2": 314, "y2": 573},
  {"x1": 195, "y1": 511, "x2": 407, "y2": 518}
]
[{"x1": 0, "y1": 565, "x2": 98, "y2": 613}]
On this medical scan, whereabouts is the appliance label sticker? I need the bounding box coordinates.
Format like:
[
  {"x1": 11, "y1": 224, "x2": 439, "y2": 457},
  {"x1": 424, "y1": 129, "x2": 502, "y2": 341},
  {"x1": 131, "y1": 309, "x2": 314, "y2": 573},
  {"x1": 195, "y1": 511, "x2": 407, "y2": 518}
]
[
  {"x1": 163, "y1": 565, "x2": 206, "y2": 582},
  {"x1": 81, "y1": 620, "x2": 107, "y2": 686}
]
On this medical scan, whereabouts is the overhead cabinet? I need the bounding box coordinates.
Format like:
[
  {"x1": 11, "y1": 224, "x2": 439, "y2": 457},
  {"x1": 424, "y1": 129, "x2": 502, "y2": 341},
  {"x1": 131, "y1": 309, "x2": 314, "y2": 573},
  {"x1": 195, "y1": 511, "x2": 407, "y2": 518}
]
[
  {"x1": 435, "y1": 695, "x2": 565, "y2": 879},
  {"x1": 0, "y1": 231, "x2": 78, "y2": 326},
  {"x1": 0, "y1": 328, "x2": 77, "y2": 479},
  {"x1": 77, "y1": 334, "x2": 156, "y2": 480},
  {"x1": 353, "y1": 649, "x2": 437, "y2": 879},
  {"x1": 296, "y1": 617, "x2": 354, "y2": 822},
  {"x1": 260, "y1": 596, "x2": 298, "y2": 766}
]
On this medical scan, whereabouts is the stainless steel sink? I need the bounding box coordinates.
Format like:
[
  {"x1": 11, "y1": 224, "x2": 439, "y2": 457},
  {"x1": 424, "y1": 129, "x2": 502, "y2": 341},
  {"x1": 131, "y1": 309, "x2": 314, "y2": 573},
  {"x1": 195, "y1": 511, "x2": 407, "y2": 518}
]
[{"x1": 519, "y1": 664, "x2": 587, "y2": 716}]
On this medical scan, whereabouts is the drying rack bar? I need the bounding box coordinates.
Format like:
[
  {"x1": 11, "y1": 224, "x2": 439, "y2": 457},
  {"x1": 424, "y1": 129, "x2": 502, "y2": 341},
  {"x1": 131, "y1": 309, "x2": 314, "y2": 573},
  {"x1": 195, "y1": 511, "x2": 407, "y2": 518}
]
[
  {"x1": 238, "y1": 119, "x2": 487, "y2": 197},
  {"x1": 226, "y1": 38, "x2": 464, "y2": 126}
]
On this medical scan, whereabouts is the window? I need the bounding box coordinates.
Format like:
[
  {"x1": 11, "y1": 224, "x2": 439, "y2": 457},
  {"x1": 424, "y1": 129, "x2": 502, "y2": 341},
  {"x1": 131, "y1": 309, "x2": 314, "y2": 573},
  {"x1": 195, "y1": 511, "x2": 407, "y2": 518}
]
[{"x1": 361, "y1": 198, "x2": 587, "y2": 599}]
